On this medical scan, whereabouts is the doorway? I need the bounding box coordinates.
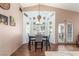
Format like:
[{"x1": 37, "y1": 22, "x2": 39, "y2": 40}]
[
  {"x1": 58, "y1": 24, "x2": 65, "y2": 43},
  {"x1": 58, "y1": 23, "x2": 73, "y2": 44},
  {"x1": 23, "y1": 11, "x2": 55, "y2": 44}
]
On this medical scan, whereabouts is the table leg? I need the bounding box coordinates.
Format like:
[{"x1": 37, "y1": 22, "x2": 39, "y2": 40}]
[
  {"x1": 28, "y1": 38, "x2": 31, "y2": 50},
  {"x1": 46, "y1": 38, "x2": 48, "y2": 50}
]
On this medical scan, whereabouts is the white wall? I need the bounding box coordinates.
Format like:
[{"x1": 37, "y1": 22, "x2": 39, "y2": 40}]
[
  {"x1": 23, "y1": 14, "x2": 29, "y2": 43},
  {"x1": 50, "y1": 13, "x2": 55, "y2": 43},
  {"x1": 0, "y1": 3, "x2": 23, "y2": 56}
]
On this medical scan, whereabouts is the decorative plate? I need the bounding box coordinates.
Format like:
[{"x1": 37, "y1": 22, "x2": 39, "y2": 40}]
[
  {"x1": 49, "y1": 21, "x2": 52, "y2": 25},
  {"x1": 0, "y1": 3, "x2": 10, "y2": 10}
]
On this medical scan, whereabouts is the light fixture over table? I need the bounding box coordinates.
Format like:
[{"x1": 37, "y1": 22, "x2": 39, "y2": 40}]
[{"x1": 37, "y1": 4, "x2": 41, "y2": 22}]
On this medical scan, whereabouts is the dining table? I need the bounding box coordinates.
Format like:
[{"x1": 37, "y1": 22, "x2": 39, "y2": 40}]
[{"x1": 28, "y1": 35, "x2": 48, "y2": 50}]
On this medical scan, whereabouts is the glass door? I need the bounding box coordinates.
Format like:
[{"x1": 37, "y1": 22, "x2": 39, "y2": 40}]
[
  {"x1": 66, "y1": 23, "x2": 73, "y2": 43},
  {"x1": 58, "y1": 23, "x2": 73, "y2": 44},
  {"x1": 58, "y1": 24, "x2": 65, "y2": 43}
]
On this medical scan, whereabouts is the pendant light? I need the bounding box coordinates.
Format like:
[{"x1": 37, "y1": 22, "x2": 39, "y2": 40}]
[{"x1": 37, "y1": 3, "x2": 41, "y2": 22}]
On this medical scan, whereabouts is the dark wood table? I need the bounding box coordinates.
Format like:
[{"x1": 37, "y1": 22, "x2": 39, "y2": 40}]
[{"x1": 28, "y1": 35, "x2": 48, "y2": 50}]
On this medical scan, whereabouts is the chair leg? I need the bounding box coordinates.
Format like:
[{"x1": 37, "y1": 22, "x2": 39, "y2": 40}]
[
  {"x1": 35, "y1": 42, "x2": 44, "y2": 52},
  {"x1": 49, "y1": 42, "x2": 51, "y2": 49},
  {"x1": 46, "y1": 41, "x2": 48, "y2": 51},
  {"x1": 32, "y1": 41, "x2": 33, "y2": 45},
  {"x1": 28, "y1": 41, "x2": 31, "y2": 50},
  {"x1": 35, "y1": 42, "x2": 37, "y2": 52},
  {"x1": 41, "y1": 42, "x2": 43, "y2": 51}
]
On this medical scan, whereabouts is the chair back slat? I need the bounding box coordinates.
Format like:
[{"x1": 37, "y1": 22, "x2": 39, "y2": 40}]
[{"x1": 36, "y1": 34, "x2": 43, "y2": 42}]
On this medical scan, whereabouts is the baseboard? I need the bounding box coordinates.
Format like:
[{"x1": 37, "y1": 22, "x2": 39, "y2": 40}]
[
  {"x1": 57, "y1": 43, "x2": 76, "y2": 45},
  {"x1": 10, "y1": 43, "x2": 23, "y2": 56}
]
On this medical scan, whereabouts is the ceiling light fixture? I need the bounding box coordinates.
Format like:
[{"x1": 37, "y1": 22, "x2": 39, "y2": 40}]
[{"x1": 37, "y1": 3, "x2": 41, "y2": 22}]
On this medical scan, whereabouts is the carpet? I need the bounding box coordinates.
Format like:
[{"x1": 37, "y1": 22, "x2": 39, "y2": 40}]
[{"x1": 45, "y1": 51, "x2": 79, "y2": 56}]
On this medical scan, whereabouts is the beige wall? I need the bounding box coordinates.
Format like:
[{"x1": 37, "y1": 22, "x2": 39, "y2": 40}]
[
  {"x1": 23, "y1": 4, "x2": 79, "y2": 44},
  {"x1": 0, "y1": 3, "x2": 23, "y2": 55}
]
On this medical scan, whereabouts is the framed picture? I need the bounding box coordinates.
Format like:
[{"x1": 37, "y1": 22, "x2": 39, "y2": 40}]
[
  {"x1": 0, "y1": 14, "x2": 8, "y2": 25},
  {"x1": 10, "y1": 16, "x2": 16, "y2": 26}
]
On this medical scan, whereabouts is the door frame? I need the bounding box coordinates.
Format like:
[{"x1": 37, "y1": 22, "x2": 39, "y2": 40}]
[
  {"x1": 58, "y1": 23, "x2": 66, "y2": 44},
  {"x1": 66, "y1": 23, "x2": 73, "y2": 44},
  {"x1": 58, "y1": 23, "x2": 73, "y2": 44}
]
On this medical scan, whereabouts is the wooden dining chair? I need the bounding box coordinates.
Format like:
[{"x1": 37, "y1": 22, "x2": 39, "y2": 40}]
[
  {"x1": 43, "y1": 34, "x2": 51, "y2": 50},
  {"x1": 76, "y1": 34, "x2": 79, "y2": 47},
  {"x1": 47, "y1": 34, "x2": 51, "y2": 48},
  {"x1": 28, "y1": 34, "x2": 35, "y2": 50},
  {"x1": 35, "y1": 34, "x2": 43, "y2": 51}
]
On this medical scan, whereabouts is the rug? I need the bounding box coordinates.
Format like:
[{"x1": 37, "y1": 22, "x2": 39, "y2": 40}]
[{"x1": 45, "y1": 51, "x2": 79, "y2": 56}]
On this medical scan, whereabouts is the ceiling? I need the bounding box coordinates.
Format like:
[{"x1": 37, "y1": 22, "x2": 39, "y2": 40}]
[
  {"x1": 20, "y1": 3, "x2": 38, "y2": 7},
  {"x1": 20, "y1": 3, "x2": 79, "y2": 12}
]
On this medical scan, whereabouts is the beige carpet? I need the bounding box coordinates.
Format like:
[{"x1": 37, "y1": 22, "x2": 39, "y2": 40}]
[{"x1": 45, "y1": 51, "x2": 79, "y2": 56}]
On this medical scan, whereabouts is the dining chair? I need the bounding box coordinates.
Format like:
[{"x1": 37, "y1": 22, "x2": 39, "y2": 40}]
[
  {"x1": 35, "y1": 34, "x2": 43, "y2": 51},
  {"x1": 47, "y1": 33, "x2": 51, "y2": 48},
  {"x1": 76, "y1": 34, "x2": 79, "y2": 47},
  {"x1": 28, "y1": 34, "x2": 35, "y2": 50},
  {"x1": 43, "y1": 33, "x2": 51, "y2": 50}
]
